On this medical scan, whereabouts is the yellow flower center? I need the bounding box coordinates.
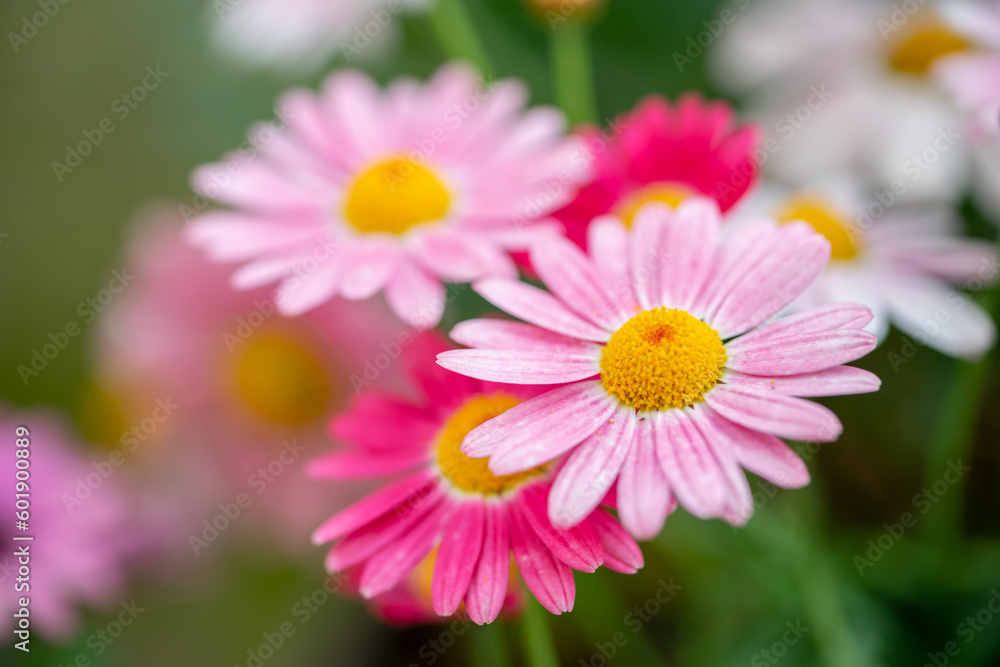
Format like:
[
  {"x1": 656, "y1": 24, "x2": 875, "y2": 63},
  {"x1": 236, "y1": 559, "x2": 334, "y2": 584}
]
[
  {"x1": 600, "y1": 307, "x2": 727, "y2": 412},
  {"x1": 343, "y1": 158, "x2": 451, "y2": 235},
  {"x1": 232, "y1": 332, "x2": 332, "y2": 425},
  {"x1": 614, "y1": 182, "x2": 695, "y2": 227},
  {"x1": 776, "y1": 196, "x2": 860, "y2": 261},
  {"x1": 436, "y1": 393, "x2": 547, "y2": 495},
  {"x1": 887, "y1": 18, "x2": 970, "y2": 75}
]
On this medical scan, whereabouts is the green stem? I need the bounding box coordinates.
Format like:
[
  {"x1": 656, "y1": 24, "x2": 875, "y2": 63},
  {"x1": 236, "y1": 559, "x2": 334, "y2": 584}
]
[
  {"x1": 465, "y1": 621, "x2": 512, "y2": 667},
  {"x1": 921, "y1": 232, "x2": 1000, "y2": 541},
  {"x1": 550, "y1": 22, "x2": 598, "y2": 125},
  {"x1": 428, "y1": 0, "x2": 493, "y2": 74},
  {"x1": 519, "y1": 598, "x2": 560, "y2": 667}
]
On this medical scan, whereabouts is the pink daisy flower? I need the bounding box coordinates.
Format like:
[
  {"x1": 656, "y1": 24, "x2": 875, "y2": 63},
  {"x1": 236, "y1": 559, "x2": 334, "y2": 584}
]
[
  {"x1": 437, "y1": 199, "x2": 881, "y2": 539},
  {"x1": 310, "y1": 335, "x2": 643, "y2": 624},
  {"x1": 186, "y1": 63, "x2": 588, "y2": 329},
  {"x1": 936, "y1": 0, "x2": 1000, "y2": 138},
  {"x1": 1, "y1": 406, "x2": 137, "y2": 641},
  {"x1": 552, "y1": 94, "x2": 760, "y2": 250}
]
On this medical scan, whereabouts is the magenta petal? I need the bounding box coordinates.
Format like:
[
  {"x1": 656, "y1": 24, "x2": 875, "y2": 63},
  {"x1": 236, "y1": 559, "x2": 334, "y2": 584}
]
[
  {"x1": 530, "y1": 234, "x2": 630, "y2": 330},
  {"x1": 432, "y1": 500, "x2": 485, "y2": 617},
  {"x1": 465, "y1": 503, "x2": 510, "y2": 625},
  {"x1": 509, "y1": 506, "x2": 575, "y2": 615},
  {"x1": 474, "y1": 279, "x2": 611, "y2": 342},
  {"x1": 520, "y1": 486, "x2": 603, "y2": 572},
  {"x1": 586, "y1": 509, "x2": 644, "y2": 574},
  {"x1": 436, "y1": 349, "x2": 600, "y2": 385},
  {"x1": 547, "y1": 404, "x2": 636, "y2": 528},
  {"x1": 704, "y1": 384, "x2": 842, "y2": 442},
  {"x1": 725, "y1": 330, "x2": 878, "y2": 376},
  {"x1": 324, "y1": 485, "x2": 444, "y2": 571},
  {"x1": 311, "y1": 470, "x2": 436, "y2": 544},
  {"x1": 721, "y1": 367, "x2": 881, "y2": 397},
  {"x1": 467, "y1": 381, "x2": 617, "y2": 470},
  {"x1": 306, "y1": 450, "x2": 428, "y2": 480},
  {"x1": 359, "y1": 499, "x2": 455, "y2": 599},
  {"x1": 617, "y1": 419, "x2": 671, "y2": 540}
]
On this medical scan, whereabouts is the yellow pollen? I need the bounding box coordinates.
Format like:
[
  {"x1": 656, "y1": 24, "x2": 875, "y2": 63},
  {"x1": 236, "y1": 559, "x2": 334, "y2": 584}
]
[
  {"x1": 614, "y1": 182, "x2": 695, "y2": 227},
  {"x1": 436, "y1": 393, "x2": 547, "y2": 495},
  {"x1": 888, "y1": 18, "x2": 970, "y2": 75},
  {"x1": 233, "y1": 332, "x2": 332, "y2": 425},
  {"x1": 776, "y1": 196, "x2": 861, "y2": 261},
  {"x1": 600, "y1": 307, "x2": 727, "y2": 411},
  {"x1": 343, "y1": 157, "x2": 450, "y2": 234}
]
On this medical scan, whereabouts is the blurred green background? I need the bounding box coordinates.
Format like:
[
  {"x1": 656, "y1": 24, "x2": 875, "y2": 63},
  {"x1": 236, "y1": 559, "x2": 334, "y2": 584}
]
[{"x1": 3, "y1": 0, "x2": 1000, "y2": 665}]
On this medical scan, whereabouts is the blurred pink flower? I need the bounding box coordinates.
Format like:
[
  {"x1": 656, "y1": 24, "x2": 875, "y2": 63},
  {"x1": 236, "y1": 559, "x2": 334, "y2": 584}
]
[
  {"x1": 96, "y1": 208, "x2": 408, "y2": 556},
  {"x1": 1, "y1": 406, "x2": 137, "y2": 641},
  {"x1": 936, "y1": 0, "x2": 1000, "y2": 139},
  {"x1": 210, "y1": 0, "x2": 428, "y2": 72},
  {"x1": 553, "y1": 94, "x2": 760, "y2": 250},
  {"x1": 311, "y1": 335, "x2": 642, "y2": 625},
  {"x1": 187, "y1": 64, "x2": 588, "y2": 328},
  {"x1": 437, "y1": 199, "x2": 880, "y2": 538}
]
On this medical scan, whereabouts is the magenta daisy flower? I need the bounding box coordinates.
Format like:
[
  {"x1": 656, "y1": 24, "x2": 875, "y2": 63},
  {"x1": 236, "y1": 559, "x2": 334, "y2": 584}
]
[
  {"x1": 186, "y1": 63, "x2": 587, "y2": 328},
  {"x1": 310, "y1": 336, "x2": 642, "y2": 624},
  {"x1": 552, "y1": 94, "x2": 760, "y2": 250},
  {"x1": 437, "y1": 199, "x2": 881, "y2": 539}
]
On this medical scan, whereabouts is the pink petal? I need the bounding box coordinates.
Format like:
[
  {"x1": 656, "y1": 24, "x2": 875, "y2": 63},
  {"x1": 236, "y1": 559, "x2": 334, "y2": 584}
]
[
  {"x1": 707, "y1": 222, "x2": 831, "y2": 338},
  {"x1": 547, "y1": 404, "x2": 636, "y2": 528},
  {"x1": 311, "y1": 470, "x2": 436, "y2": 544},
  {"x1": 338, "y1": 243, "x2": 399, "y2": 300},
  {"x1": 359, "y1": 499, "x2": 455, "y2": 598},
  {"x1": 275, "y1": 260, "x2": 342, "y2": 316},
  {"x1": 520, "y1": 485, "x2": 603, "y2": 572},
  {"x1": 432, "y1": 500, "x2": 485, "y2": 617},
  {"x1": 702, "y1": 409, "x2": 810, "y2": 489},
  {"x1": 465, "y1": 503, "x2": 510, "y2": 625},
  {"x1": 411, "y1": 231, "x2": 517, "y2": 283},
  {"x1": 464, "y1": 381, "x2": 616, "y2": 468},
  {"x1": 385, "y1": 260, "x2": 446, "y2": 329},
  {"x1": 329, "y1": 392, "x2": 439, "y2": 452},
  {"x1": 725, "y1": 330, "x2": 877, "y2": 376},
  {"x1": 436, "y1": 349, "x2": 600, "y2": 384},
  {"x1": 474, "y1": 279, "x2": 611, "y2": 342},
  {"x1": 689, "y1": 405, "x2": 756, "y2": 525},
  {"x1": 704, "y1": 384, "x2": 842, "y2": 442},
  {"x1": 587, "y1": 215, "x2": 629, "y2": 285},
  {"x1": 654, "y1": 409, "x2": 729, "y2": 519},
  {"x1": 450, "y1": 319, "x2": 603, "y2": 354},
  {"x1": 530, "y1": 234, "x2": 631, "y2": 330},
  {"x1": 402, "y1": 333, "x2": 483, "y2": 413},
  {"x1": 628, "y1": 204, "x2": 669, "y2": 310},
  {"x1": 586, "y1": 510, "x2": 644, "y2": 574},
  {"x1": 617, "y1": 419, "x2": 672, "y2": 540},
  {"x1": 729, "y1": 303, "x2": 873, "y2": 347},
  {"x1": 660, "y1": 198, "x2": 721, "y2": 315},
  {"x1": 509, "y1": 506, "x2": 575, "y2": 615},
  {"x1": 721, "y1": 367, "x2": 881, "y2": 397}
]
